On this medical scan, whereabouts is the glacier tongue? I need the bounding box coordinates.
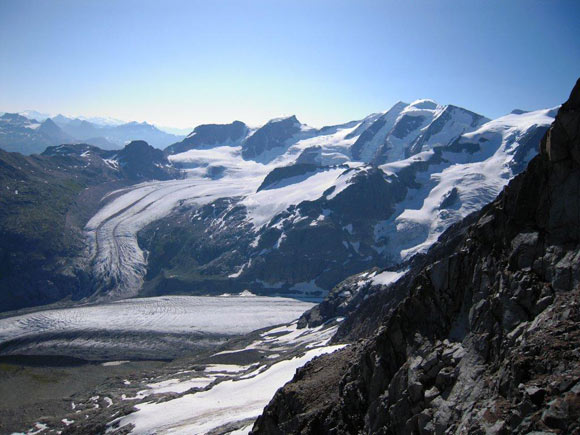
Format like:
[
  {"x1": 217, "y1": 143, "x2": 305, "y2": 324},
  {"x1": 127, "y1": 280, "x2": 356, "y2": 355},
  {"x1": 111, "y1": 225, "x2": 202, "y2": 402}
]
[{"x1": 85, "y1": 177, "x2": 263, "y2": 299}]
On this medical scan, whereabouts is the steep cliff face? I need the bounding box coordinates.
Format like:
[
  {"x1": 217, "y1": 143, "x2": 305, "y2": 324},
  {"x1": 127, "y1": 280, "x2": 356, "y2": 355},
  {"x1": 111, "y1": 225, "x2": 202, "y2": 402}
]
[{"x1": 252, "y1": 81, "x2": 580, "y2": 434}]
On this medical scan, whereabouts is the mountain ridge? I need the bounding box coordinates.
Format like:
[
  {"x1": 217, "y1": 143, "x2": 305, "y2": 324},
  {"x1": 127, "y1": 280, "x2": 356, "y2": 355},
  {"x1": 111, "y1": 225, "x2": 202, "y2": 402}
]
[
  {"x1": 0, "y1": 99, "x2": 556, "y2": 310},
  {"x1": 252, "y1": 78, "x2": 580, "y2": 435}
]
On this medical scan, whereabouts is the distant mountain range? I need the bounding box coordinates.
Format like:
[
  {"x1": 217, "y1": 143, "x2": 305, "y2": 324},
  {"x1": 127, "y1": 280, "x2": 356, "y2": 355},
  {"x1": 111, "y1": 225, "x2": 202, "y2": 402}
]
[
  {"x1": 0, "y1": 98, "x2": 557, "y2": 311},
  {"x1": 0, "y1": 112, "x2": 186, "y2": 154}
]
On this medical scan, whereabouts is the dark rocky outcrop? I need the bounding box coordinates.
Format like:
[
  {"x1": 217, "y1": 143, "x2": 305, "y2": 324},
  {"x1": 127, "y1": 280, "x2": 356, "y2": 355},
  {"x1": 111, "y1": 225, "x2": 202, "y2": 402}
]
[
  {"x1": 350, "y1": 116, "x2": 389, "y2": 161},
  {"x1": 257, "y1": 163, "x2": 321, "y2": 192},
  {"x1": 252, "y1": 80, "x2": 580, "y2": 434},
  {"x1": 139, "y1": 166, "x2": 408, "y2": 298},
  {"x1": 242, "y1": 116, "x2": 302, "y2": 161},
  {"x1": 114, "y1": 140, "x2": 178, "y2": 180},
  {"x1": 165, "y1": 121, "x2": 248, "y2": 155},
  {"x1": 43, "y1": 141, "x2": 179, "y2": 181}
]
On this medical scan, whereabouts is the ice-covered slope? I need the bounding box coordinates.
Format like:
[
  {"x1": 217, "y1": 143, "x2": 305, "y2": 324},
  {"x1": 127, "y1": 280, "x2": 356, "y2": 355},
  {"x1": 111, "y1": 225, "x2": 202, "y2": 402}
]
[
  {"x1": 85, "y1": 176, "x2": 264, "y2": 299},
  {"x1": 357, "y1": 99, "x2": 489, "y2": 164},
  {"x1": 81, "y1": 103, "x2": 554, "y2": 301},
  {"x1": 165, "y1": 121, "x2": 249, "y2": 155},
  {"x1": 15, "y1": 317, "x2": 345, "y2": 434},
  {"x1": 375, "y1": 107, "x2": 557, "y2": 261}
]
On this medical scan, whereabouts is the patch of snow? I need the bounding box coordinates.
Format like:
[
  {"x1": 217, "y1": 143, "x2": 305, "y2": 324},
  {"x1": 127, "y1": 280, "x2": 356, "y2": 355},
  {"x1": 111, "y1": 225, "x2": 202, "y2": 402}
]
[
  {"x1": 102, "y1": 360, "x2": 130, "y2": 367},
  {"x1": 204, "y1": 364, "x2": 254, "y2": 374},
  {"x1": 371, "y1": 269, "x2": 408, "y2": 286},
  {"x1": 241, "y1": 167, "x2": 345, "y2": 228},
  {"x1": 144, "y1": 376, "x2": 216, "y2": 395},
  {"x1": 289, "y1": 280, "x2": 326, "y2": 296},
  {"x1": 111, "y1": 345, "x2": 346, "y2": 434},
  {"x1": 27, "y1": 422, "x2": 48, "y2": 434}
]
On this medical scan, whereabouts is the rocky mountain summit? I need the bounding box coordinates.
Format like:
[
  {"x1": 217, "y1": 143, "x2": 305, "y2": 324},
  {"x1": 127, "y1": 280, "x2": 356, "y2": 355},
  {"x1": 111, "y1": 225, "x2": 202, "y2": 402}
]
[
  {"x1": 164, "y1": 120, "x2": 248, "y2": 155},
  {"x1": 252, "y1": 81, "x2": 580, "y2": 434},
  {"x1": 0, "y1": 113, "x2": 74, "y2": 155}
]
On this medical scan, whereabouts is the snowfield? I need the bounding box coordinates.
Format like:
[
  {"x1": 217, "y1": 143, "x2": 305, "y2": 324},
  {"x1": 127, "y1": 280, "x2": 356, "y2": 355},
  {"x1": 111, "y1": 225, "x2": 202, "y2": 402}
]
[
  {"x1": 82, "y1": 102, "x2": 556, "y2": 301},
  {"x1": 108, "y1": 320, "x2": 346, "y2": 434},
  {"x1": 114, "y1": 345, "x2": 345, "y2": 434},
  {"x1": 376, "y1": 107, "x2": 557, "y2": 260},
  {"x1": 0, "y1": 296, "x2": 315, "y2": 360}
]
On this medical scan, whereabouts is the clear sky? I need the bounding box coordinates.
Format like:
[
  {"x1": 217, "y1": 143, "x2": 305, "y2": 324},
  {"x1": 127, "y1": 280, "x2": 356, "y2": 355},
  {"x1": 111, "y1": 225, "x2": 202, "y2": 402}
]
[{"x1": 0, "y1": 0, "x2": 579, "y2": 129}]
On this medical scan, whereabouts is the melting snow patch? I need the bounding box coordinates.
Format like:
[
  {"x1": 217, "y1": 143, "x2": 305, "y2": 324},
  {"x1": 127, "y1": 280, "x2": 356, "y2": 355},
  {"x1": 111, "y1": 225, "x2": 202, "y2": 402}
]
[
  {"x1": 145, "y1": 376, "x2": 216, "y2": 395},
  {"x1": 372, "y1": 269, "x2": 408, "y2": 286},
  {"x1": 204, "y1": 364, "x2": 254, "y2": 374},
  {"x1": 102, "y1": 360, "x2": 130, "y2": 367},
  {"x1": 27, "y1": 422, "x2": 48, "y2": 434},
  {"x1": 110, "y1": 345, "x2": 346, "y2": 434}
]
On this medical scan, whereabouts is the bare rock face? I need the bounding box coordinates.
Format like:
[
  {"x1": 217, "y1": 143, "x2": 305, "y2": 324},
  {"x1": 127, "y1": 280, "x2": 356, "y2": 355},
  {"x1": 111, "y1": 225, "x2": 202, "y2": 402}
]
[{"x1": 252, "y1": 80, "x2": 580, "y2": 434}]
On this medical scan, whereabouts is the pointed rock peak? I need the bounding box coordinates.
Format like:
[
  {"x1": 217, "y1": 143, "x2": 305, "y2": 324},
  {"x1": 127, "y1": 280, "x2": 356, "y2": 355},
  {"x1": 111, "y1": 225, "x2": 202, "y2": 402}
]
[
  {"x1": 41, "y1": 118, "x2": 58, "y2": 127},
  {"x1": 408, "y1": 99, "x2": 438, "y2": 110},
  {"x1": 52, "y1": 114, "x2": 71, "y2": 122},
  {"x1": 562, "y1": 77, "x2": 580, "y2": 111},
  {"x1": 542, "y1": 78, "x2": 580, "y2": 165},
  {"x1": 440, "y1": 104, "x2": 488, "y2": 120},
  {"x1": 378, "y1": 101, "x2": 409, "y2": 119},
  {"x1": 389, "y1": 101, "x2": 409, "y2": 111},
  {"x1": 267, "y1": 115, "x2": 300, "y2": 126}
]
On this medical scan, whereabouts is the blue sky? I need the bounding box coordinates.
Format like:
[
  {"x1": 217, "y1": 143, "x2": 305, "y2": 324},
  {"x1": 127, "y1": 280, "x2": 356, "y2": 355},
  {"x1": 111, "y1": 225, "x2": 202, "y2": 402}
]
[{"x1": 0, "y1": 0, "x2": 578, "y2": 129}]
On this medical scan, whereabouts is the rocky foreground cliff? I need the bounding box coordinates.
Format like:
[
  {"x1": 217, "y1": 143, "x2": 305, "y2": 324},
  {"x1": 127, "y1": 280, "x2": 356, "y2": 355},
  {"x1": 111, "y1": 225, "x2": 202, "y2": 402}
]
[{"x1": 252, "y1": 82, "x2": 580, "y2": 434}]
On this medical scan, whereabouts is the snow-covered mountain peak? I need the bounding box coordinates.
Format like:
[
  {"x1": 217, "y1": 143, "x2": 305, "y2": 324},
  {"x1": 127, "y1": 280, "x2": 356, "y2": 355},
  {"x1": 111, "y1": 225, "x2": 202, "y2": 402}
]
[
  {"x1": 375, "y1": 106, "x2": 555, "y2": 261},
  {"x1": 266, "y1": 114, "x2": 301, "y2": 125},
  {"x1": 167, "y1": 121, "x2": 249, "y2": 155},
  {"x1": 76, "y1": 101, "x2": 555, "y2": 301},
  {"x1": 407, "y1": 98, "x2": 439, "y2": 111},
  {"x1": 76, "y1": 115, "x2": 126, "y2": 126},
  {"x1": 18, "y1": 109, "x2": 52, "y2": 122},
  {"x1": 462, "y1": 107, "x2": 557, "y2": 142}
]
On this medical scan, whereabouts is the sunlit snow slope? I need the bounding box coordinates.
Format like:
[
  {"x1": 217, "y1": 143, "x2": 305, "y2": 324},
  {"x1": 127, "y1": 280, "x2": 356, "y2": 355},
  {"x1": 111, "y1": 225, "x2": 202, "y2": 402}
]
[
  {"x1": 0, "y1": 295, "x2": 314, "y2": 359},
  {"x1": 83, "y1": 102, "x2": 556, "y2": 300}
]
